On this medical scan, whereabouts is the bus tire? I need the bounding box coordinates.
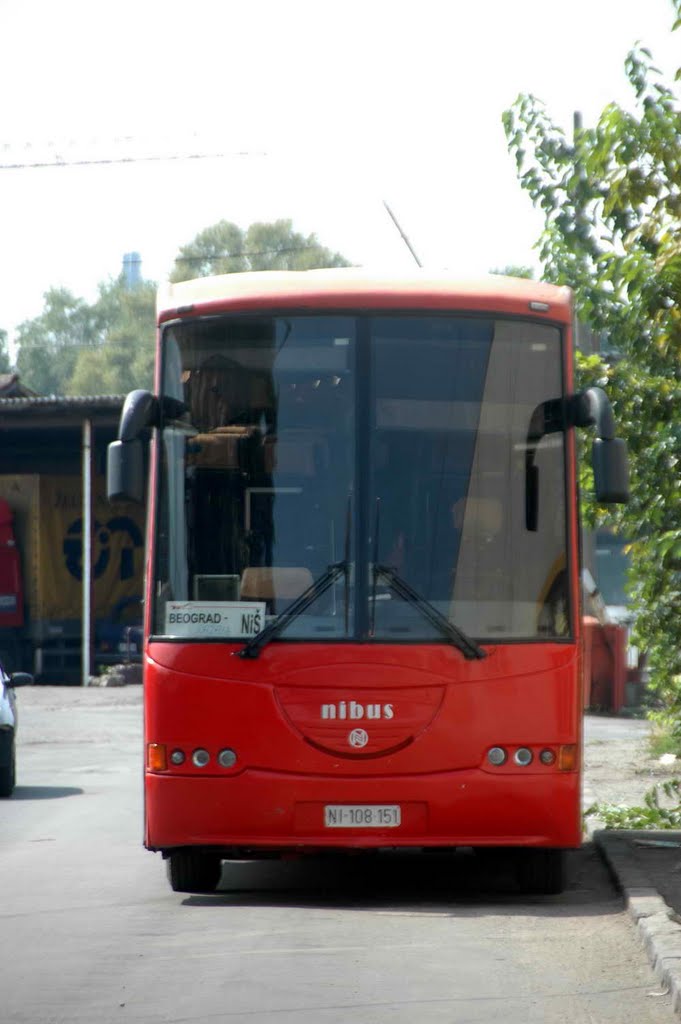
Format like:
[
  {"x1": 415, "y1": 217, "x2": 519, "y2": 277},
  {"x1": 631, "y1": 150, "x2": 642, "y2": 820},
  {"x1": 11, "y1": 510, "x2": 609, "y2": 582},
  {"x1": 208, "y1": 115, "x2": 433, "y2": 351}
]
[
  {"x1": 515, "y1": 849, "x2": 565, "y2": 895},
  {"x1": 166, "y1": 849, "x2": 222, "y2": 893},
  {"x1": 0, "y1": 746, "x2": 15, "y2": 797}
]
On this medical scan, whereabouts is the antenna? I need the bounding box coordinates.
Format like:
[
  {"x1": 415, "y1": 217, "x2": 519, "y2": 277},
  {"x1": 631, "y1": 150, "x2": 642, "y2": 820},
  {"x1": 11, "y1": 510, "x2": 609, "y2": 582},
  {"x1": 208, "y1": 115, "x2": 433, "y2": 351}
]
[{"x1": 383, "y1": 201, "x2": 423, "y2": 268}]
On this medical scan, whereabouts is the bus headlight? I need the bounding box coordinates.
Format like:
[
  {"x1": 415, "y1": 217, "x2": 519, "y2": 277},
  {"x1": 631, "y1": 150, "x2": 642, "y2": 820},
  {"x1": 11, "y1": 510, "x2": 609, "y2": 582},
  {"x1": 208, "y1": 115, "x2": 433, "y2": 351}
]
[
  {"x1": 487, "y1": 746, "x2": 507, "y2": 766},
  {"x1": 514, "y1": 747, "x2": 533, "y2": 766},
  {"x1": 192, "y1": 748, "x2": 210, "y2": 767},
  {"x1": 218, "y1": 748, "x2": 237, "y2": 768}
]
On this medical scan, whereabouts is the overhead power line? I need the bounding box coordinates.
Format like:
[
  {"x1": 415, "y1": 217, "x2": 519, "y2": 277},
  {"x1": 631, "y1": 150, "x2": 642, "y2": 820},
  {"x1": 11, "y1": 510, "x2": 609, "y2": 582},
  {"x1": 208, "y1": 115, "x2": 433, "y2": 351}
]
[
  {"x1": 0, "y1": 138, "x2": 267, "y2": 171},
  {"x1": 0, "y1": 150, "x2": 266, "y2": 170}
]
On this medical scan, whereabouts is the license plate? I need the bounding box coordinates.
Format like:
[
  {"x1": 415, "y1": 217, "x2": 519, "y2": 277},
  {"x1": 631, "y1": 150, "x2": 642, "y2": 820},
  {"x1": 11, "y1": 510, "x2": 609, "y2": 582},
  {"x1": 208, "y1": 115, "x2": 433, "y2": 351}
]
[{"x1": 324, "y1": 804, "x2": 401, "y2": 828}]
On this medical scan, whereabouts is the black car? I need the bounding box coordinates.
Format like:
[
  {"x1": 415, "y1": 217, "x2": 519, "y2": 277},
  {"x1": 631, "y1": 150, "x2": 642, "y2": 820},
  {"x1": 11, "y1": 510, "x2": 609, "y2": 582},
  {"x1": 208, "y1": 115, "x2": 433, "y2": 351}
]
[{"x1": 0, "y1": 666, "x2": 33, "y2": 797}]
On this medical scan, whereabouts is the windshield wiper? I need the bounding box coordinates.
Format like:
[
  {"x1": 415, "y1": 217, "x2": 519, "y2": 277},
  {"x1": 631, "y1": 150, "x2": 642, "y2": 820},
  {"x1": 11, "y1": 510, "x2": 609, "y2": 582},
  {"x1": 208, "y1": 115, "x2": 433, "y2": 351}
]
[
  {"x1": 240, "y1": 496, "x2": 353, "y2": 660},
  {"x1": 238, "y1": 561, "x2": 348, "y2": 659},
  {"x1": 373, "y1": 563, "x2": 486, "y2": 660}
]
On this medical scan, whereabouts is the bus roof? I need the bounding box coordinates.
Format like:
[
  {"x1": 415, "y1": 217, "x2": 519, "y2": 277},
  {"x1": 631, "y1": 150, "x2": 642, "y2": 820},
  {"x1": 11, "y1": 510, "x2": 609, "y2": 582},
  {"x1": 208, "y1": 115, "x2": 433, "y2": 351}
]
[{"x1": 158, "y1": 269, "x2": 573, "y2": 323}]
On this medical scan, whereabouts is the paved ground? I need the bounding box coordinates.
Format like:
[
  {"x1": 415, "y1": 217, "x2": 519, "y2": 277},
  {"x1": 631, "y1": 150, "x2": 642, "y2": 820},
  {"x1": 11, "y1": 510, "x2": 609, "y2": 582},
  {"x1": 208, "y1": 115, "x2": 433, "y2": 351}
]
[
  {"x1": 8, "y1": 687, "x2": 678, "y2": 1024},
  {"x1": 12, "y1": 685, "x2": 681, "y2": 1017},
  {"x1": 583, "y1": 714, "x2": 681, "y2": 1016},
  {"x1": 594, "y1": 833, "x2": 681, "y2": 1017}
]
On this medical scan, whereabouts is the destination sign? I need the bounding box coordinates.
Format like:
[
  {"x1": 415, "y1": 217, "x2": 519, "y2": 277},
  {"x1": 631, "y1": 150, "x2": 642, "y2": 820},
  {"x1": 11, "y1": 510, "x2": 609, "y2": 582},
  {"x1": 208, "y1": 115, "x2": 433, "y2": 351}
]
[{"x1": 165, "y1": 601, "x2": 266, "y2": 639}]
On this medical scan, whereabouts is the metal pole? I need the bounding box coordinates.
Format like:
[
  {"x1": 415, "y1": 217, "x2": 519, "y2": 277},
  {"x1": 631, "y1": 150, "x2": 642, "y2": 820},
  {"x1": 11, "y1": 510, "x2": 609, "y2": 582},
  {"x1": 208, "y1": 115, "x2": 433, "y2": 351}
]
[
  {"x1": 383, "y1": 201, "x2": 423, "y2": 268},
  {"x1": 82, "y1": 419, "x2": 93, "y2": 686}
]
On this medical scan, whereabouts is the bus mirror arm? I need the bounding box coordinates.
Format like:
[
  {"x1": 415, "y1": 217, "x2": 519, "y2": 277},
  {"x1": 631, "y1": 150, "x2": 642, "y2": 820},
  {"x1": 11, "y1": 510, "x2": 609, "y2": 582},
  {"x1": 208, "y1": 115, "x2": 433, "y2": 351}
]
[
  {"x1": 569, "y1": 386, "x2": 615, "y2": 437},
  {"x1": 118, "y1": 389, "x2": 160, "y2": 441},
  {"x1": 117, "y1": 389, "x2": 188, "y2": 443}
]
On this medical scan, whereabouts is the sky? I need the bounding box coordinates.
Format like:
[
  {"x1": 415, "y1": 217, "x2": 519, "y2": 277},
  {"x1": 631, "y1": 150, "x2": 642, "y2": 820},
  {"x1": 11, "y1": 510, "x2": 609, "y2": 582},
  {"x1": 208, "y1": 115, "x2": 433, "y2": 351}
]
[{"x1": 1, "y1": 0, "x2": 679, "y2": 351}]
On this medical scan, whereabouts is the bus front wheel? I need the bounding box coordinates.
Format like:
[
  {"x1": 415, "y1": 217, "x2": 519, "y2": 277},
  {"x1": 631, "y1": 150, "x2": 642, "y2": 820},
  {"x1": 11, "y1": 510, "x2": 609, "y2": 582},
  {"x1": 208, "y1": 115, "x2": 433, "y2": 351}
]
[
  {"x1": 166, "y1": 849, "x2": 223, "y2": 893},
  {"x1": 515, "y1": 849, "x2": 565, "y2": 895}
]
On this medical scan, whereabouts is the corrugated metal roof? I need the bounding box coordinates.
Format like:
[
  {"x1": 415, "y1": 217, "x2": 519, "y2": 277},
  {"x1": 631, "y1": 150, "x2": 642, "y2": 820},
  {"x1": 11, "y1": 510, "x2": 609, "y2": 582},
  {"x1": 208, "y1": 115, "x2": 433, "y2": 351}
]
[
  {"x1": 0, "y1": 395, "x2": 127, "y2": 429},
  {"x1": 0, "y1": 394, "x2": 125, "y2": 412}
]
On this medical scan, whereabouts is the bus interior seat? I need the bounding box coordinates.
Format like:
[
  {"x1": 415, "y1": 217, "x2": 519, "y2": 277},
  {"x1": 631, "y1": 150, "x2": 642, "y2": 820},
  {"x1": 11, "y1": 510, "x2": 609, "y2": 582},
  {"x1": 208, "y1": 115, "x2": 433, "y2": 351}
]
[
  {"x1": 240, "y1": 566, "x2": 314, "y2": 603},
  {"x1": 187, "y1": 426, "x2": 256, "y2": 469}
]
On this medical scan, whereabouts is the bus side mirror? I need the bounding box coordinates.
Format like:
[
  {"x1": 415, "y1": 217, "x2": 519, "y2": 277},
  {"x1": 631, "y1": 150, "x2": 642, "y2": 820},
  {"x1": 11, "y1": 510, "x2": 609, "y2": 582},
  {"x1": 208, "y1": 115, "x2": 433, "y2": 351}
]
[
  {"x1": 592, "y1": 437, "x2": 629, "y2": 504},
  {"x1": 108, "y1": 438, "x2": 145, "y2": 504}
]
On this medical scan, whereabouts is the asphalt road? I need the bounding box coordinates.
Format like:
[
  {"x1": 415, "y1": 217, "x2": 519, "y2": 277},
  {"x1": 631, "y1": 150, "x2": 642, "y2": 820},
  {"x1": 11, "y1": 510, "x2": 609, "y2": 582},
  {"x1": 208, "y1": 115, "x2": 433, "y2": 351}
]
[{"x1": 1, "y1": 687, "x2": 675, "y2": 1024}]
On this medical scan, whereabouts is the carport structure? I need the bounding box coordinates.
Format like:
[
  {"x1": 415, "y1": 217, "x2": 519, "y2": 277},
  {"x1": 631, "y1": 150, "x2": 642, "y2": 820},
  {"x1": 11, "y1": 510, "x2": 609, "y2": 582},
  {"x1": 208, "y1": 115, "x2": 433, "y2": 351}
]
[{"x1": 0, "y1": 379, "x2": 133, "y2": 684}]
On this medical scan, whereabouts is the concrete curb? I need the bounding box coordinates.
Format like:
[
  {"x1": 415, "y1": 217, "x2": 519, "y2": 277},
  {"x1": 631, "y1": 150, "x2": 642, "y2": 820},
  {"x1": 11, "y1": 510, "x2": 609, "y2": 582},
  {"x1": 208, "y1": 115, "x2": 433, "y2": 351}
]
[{"x1": 594, "y1": 830, "x2": 681, "y2": 1015}]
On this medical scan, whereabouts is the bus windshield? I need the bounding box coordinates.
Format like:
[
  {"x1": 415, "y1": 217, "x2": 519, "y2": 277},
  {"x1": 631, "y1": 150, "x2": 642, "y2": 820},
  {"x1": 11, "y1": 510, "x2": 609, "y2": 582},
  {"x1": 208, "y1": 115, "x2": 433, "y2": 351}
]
[{"x1": 154, "y1": 313, "x2": 569, "y2": 643}]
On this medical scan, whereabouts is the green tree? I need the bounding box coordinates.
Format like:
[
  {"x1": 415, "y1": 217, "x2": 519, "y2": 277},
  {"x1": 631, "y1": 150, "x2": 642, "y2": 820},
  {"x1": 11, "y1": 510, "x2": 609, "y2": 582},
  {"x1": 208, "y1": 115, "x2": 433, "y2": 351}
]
[
  {"x1": 490, "y1": 265, "x2": 535, "y2": 279},
  {"x1": 15, "y1": 288, "x2": 100, "y2": 394},
  {"x1": 68, "y1": 279, "x2": 156, "y2": 395},
  {"x1": 15, "y1": 276, "x2": 156, "y2": 396},
  {"x1": 170, "y1": 218, "x2": 351, "y2": 283},
  {"x1": 13, "y1": 218, "x2": 350, "y2": 396},
  {"x1": 0, "y1": 330, "x2": 12, "y2": 375},
  {"x1": 503, "y1": 0, "x2": 681, "y2": 720}
]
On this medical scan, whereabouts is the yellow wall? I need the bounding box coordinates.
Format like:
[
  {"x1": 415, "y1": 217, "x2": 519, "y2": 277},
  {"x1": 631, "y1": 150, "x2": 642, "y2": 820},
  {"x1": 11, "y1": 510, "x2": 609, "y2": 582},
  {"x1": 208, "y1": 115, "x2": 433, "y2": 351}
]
[{"x1": 0, "y1": 474, "x2": 145, "y2": 622}]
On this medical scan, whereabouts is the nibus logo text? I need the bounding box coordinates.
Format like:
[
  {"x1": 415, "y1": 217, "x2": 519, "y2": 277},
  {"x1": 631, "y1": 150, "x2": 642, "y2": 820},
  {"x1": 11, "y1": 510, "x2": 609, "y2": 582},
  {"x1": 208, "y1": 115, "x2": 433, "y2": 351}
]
[{"x1": 321, "y1": 701, "x2": 394, "y2": 721}]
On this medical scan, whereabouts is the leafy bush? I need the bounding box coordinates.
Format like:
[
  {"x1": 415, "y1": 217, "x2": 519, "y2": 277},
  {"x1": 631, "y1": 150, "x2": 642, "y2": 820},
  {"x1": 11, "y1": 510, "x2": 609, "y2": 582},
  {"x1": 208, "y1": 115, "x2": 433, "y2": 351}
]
[
  {"x1": 648, "y1": 723, "x2": 681, "y2": 759},
  {"x1": 587, "y1": 778, "x2": 681, "y2": 829}
]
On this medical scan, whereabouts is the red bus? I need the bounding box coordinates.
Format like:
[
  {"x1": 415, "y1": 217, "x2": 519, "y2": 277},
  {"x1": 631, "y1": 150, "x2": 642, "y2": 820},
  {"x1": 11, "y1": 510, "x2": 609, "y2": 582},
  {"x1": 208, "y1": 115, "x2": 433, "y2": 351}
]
[{"x1": 108, "y1": 270, "x2": 628, "y2": 895}]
